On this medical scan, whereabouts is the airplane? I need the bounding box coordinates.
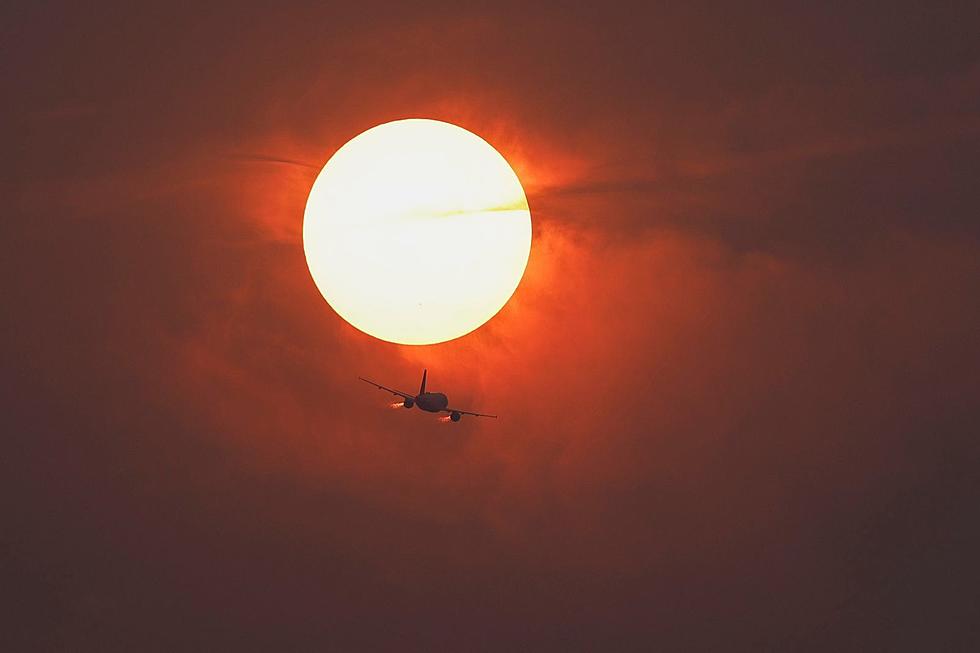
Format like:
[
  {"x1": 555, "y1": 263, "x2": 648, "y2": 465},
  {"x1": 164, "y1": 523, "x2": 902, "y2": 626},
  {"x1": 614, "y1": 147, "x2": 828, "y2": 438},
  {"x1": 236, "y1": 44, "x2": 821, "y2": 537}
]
[{"x1": 358, "y1": 369, "x2": 497, "y2": 422}]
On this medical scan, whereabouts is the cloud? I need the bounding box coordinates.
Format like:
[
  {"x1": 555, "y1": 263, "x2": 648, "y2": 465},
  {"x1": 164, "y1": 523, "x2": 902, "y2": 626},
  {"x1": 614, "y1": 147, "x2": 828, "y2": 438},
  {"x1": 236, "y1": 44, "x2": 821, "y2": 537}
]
[{"x1": 4, "y1": 2, "x2": 979, "y2": 650}]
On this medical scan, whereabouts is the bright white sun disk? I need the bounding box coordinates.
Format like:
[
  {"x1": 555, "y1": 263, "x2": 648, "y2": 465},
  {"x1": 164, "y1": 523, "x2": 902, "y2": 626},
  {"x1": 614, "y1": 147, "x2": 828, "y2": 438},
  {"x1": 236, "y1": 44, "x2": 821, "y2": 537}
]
[{"x1": 303, "y1": 119, "x2": 532, "y2": 345}]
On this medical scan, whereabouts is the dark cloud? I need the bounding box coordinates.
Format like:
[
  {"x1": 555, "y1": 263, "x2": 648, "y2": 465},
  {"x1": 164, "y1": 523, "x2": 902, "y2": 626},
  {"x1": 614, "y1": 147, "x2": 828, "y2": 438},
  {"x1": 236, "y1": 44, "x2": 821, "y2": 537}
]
[{"x1": 3, "y1": 2, "x2": 979, "y2": 651}]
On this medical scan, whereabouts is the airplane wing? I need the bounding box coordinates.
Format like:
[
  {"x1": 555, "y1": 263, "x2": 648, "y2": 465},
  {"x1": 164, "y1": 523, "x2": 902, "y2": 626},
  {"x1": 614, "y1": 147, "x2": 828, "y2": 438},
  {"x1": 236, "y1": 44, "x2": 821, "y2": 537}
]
[
  {"x1": 358, "y1": 376, "x2": 414, "y2": 400},
  {"x1": 443, "y1": 407, "x2": 498, "y2": 418}
]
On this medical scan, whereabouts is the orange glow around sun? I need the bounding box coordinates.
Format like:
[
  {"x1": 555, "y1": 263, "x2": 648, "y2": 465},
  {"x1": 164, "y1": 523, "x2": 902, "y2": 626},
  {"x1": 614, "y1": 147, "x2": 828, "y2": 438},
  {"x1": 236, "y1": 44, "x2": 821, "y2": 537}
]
[{"x1": 303, "y1": 119, "x2": 532, "y2": 345}]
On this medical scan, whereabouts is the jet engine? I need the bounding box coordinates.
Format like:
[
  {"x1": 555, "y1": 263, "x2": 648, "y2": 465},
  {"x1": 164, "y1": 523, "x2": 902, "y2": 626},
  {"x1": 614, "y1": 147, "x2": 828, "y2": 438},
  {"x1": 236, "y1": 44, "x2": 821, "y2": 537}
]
[
  {"x1": 403, "y1": 398, "x2": 414, "y2": 409},
  {"x1": 450, "y1": 411, "x2": 461, "y2": 422}
]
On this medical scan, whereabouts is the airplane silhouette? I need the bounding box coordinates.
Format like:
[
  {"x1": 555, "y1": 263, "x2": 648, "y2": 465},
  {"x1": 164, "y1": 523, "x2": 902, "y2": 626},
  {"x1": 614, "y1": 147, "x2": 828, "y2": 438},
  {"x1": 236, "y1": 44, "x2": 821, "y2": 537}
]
[{"x1": 359, "y1": 370, "x2": 497, "y2": 422}]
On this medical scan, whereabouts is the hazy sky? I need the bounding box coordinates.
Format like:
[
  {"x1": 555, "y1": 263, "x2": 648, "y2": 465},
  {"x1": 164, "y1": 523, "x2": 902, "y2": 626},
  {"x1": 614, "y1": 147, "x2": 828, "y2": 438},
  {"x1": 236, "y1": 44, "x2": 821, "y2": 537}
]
[{"x1": 4, "y1": 2, "x2": 979, "y2": 650}]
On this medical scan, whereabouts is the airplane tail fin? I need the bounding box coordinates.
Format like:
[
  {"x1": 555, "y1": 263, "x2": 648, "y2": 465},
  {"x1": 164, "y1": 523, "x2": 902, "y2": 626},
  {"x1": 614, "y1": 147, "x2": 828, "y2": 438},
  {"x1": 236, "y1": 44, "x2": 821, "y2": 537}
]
[{"x1": 419, "y1": 369, "x2": 427, "y2": 395}]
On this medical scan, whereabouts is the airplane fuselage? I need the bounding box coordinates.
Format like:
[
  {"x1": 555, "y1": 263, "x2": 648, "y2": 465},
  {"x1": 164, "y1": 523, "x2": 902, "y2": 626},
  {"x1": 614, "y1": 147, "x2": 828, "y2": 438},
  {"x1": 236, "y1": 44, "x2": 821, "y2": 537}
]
[{"x1": 414, "y1": 392, "x2": 449, "y2": 412}]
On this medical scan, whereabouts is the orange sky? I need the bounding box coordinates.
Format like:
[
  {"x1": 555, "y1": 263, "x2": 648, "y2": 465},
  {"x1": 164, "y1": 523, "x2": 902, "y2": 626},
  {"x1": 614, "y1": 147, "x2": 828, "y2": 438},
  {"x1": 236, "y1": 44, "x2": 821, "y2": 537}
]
[{"x1": 4, "y1": 3, "x2": 980, "y2": 650}]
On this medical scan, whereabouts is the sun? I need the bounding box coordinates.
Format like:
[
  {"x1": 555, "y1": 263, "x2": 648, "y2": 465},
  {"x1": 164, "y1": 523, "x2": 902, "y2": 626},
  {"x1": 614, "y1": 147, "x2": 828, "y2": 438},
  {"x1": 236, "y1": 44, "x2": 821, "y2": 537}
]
[{"x1": 303, "y1": 119, "x2": 532, "y2": 345}]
